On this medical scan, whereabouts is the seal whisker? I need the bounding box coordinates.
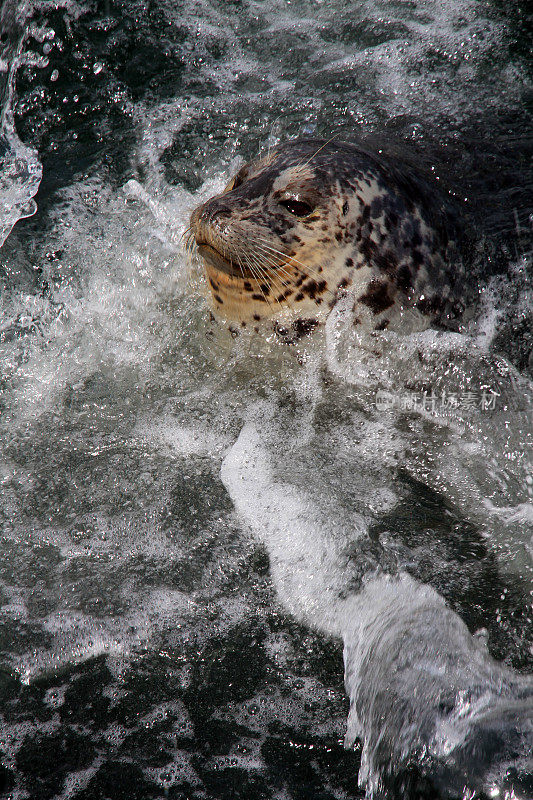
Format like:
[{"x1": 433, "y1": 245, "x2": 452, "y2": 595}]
[
  {"x1": 232, "y1": 236, "x2": 293, "y2": 313},
  {"x1": 252, "y1": 239, "x2": 316, "y2": 277},
  {"x1": 242, "y1": 242, "x2": 296, "y2": 290},
  {"x1": 243, "y1": 249, "x2": 297, "y2": 313},
  {"x1": 254, "y1": 238, "x2": 338, "y2": 299},
  {"x1": 291, "y1": 133, "x2": 342, "y2": 177},
  {"x1": 238, "y1": 251, "x2": 276, "y2": 312},
  {"x1": 229, "y1": 245, "x2": 247, "y2": 282},
  {"x1": 232, "y1": 233, "x2": 294, "y2": 299},
  {"x1": 248, "y1": 244, "x2": 302, "y2": 289},
  {"x1": 251, "y1": 241, "x2": 317, "y2": 287},
  {"x1": 180, "y1": 225, "x2": 192, "y2": 243},
  {"x1": 183, "y1": 230, "x2": 199, "y2": 279}
]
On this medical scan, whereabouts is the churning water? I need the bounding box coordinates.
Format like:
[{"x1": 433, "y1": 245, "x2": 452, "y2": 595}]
[{"x1": 0, "y1": 1, "x2": 532, "y2": 798}]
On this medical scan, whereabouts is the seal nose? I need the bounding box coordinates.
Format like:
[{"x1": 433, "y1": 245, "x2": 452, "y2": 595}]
[{"x1": 190, "y1": 197, "x2": 234, "y2": 245}]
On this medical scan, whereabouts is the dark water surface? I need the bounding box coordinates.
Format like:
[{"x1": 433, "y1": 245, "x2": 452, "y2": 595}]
[{"x1": 0, "y1": 1, "x2": 532, "y2": 799}]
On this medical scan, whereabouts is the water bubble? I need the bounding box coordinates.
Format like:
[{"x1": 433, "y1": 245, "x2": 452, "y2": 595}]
[{"x1": 50, "y1": 69, "x2": 59, "y2": 81}]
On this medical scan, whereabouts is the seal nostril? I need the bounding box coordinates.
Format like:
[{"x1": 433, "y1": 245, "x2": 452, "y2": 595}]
[
  {"x1": 208, "y1": 212, "x2": 232, "y2": 234},
  {"x1": 201, "y1": 201, "x2": 232, "y2": 226}
]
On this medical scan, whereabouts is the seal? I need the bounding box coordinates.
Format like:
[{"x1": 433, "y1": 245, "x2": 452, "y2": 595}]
[{"x1": 188, "y1": 139, "x2": 470, "y2": 337}]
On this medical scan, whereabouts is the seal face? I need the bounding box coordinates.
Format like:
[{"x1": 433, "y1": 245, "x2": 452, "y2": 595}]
[{"x1": 188, "y1": 139, "x2": 468, "y2": 336}]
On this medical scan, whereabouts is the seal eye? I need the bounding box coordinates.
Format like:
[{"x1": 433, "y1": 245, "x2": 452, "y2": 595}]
[{"x1": 279, "y1": 198, "x2": 314, "y2": 217}]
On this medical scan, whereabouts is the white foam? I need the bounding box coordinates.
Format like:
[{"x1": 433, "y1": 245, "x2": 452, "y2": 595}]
[
  {"x1": 11, "y1": 586, "x2": 192, "y2": 684},
  {"x1": 56, "y1": 762, "x2": 103, "y2": 800},
  {"x1": 134, "y1": 418, "x2": 230, "y2": 459},
  {"x1": 221, "y1": 402, "x2": 369, "y2": 636},
  {"x1": 221, "y1": 399, "x2": 533, "y2": 794},
  {"x1": 0, "y1": 41, "x2": 42, "y2": 246},
  {"x1": 0, "y1": 174, "x2": 195, "y2": 421},
  {"x1": 146, "y1": 752, "x2": 201, "y2": 791}
]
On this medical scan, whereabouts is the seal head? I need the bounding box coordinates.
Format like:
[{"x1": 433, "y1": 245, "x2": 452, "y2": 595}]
[{"x1": 189, "y1": 139, "x2": 468, "y2": 335}]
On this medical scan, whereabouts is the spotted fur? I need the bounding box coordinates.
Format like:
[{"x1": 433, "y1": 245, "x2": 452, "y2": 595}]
[{"x1": 188, "y1": 139, "x2": 469, "y2": 337}]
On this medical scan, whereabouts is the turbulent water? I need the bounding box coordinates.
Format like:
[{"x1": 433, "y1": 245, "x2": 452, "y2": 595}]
[{"x1": 0, "y1": 1, "x2": 532, "y2": 799}]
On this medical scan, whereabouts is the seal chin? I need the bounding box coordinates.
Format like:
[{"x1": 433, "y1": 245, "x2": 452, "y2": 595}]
[{"x1": 197, "y1": 242, "x2": 258, "y2": 281}]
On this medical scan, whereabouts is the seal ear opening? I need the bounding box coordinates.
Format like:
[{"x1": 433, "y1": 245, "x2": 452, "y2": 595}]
[{"x1": 224, "y1": 165, "x2": 249, "y2": 193}]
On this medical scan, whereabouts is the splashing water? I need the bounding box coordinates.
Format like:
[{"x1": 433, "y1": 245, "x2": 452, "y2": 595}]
[
  {"x1": 0, "y1": 1, "x2": 531, "y2": 798},
  {"x1": 0, "y1": 2, "x2": 42, "y2": 247}
]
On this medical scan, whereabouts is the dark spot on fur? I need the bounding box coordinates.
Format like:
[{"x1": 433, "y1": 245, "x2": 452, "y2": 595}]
[
  {"x1": 276, "y1": 289, "x2": 292, "y2": 302},
  {"x1": 209, "y1": 278, "x2": 219, "y2": 291},
  {"x1": 358, "y1": 280, "x2": 395, "y2": 314},
  {"x1": 335, "y1": 231, "x2": 343, "y2": 242},
  {"x1": 241, "y1": 320, "x2": 247, "y2": 327},
  {"x1": 295, "y1": 292, "x2": 304, "y2": 301},
  {"x1": 342, "y1": 200, "x2": 349, "y2": 215},
  {"x1": 303, "y1": 280, "x2": 327, "y2": 299},
  {"x1": 260, "y1": 283, "x2": 270, "y2": 294},
  {"x1": 416, "y1": 295, "x2": 444, "y2": 316},
  {"x1": 397, "y1": 264, "x2": 412, "y2": 292},
  {"x1": 337, "y1": 278, "x2": 350, "y2": 290},
  {"x1": 412, "y1": 250, "x2": 424, "y2": 266},
  {"x1": 244, "y1": 281, "x2": 253, "y2": 292},
  {"x1": 346, "y1": 257, "x2": 354, "y2": 267},
  {"x1": 375, "y1": 319, "x2": 390, "y2": 330},
  {"x1": 293, "y1": 318, "x2": 319, "y2": 338},
  {"x1": 361, "y1": 237, "x2": 376, "y2": 262},
  {"x1": 253, "y1": 314, "x2": 261, "y2": 321},
  {"x1": 252, "y1": 294, "x2": 266, "y2": 302},
  {"x1": 295, "y1": 275, "x2": 305, "y2": 288},
  {"x1": 214, "y1": 294, "x2": 223, "y2": 304},
  {"x1": 374, "y1": 249, "x2": 398, "y2": 275},
  {"x1": 370, "y1": 197, "x2": 383, "y2": 218}
]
